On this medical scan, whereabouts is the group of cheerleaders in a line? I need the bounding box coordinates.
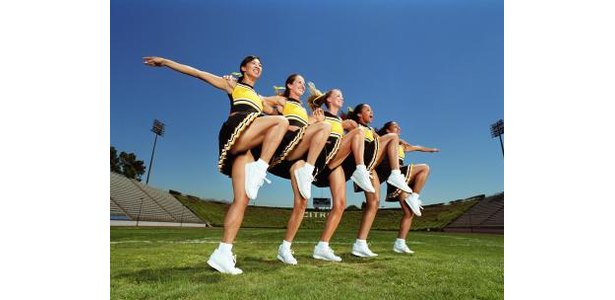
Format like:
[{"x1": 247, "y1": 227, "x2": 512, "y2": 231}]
[{"x1": 144, "y1": 55, "x2": 439, "y2": 275}]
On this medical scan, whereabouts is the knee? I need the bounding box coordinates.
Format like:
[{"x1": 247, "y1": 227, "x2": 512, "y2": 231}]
[
  {"x1": 319, "y1": 122, "x2": 332, "y2": 134},
  {"x1": 418, "y1": 164, "x2": 430, "y2": 174},
  {"x1": 351, "y1": 127, "x2": 363, "y2": 136},
  {"x1": 367, "y1": 198, "x2": 380, "y2": 209},
  {"x1": 295, "y1": 199, "x2": 307, "y2": 211},
  {"x1": 332, "y1": 199, "x2": 346, "y2": 214},
  {"x1": 277, "y1": 116, "x2": 289, "y2": 126}
]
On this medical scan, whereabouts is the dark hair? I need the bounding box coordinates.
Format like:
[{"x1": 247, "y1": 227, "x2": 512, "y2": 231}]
[
  {"x1": 377, "y1": 121, "x2": 396, "y2": 136},
  {"x1": 238, "y1": 55, "x2": 260, "y2": 82},
  {"x1": 283, "y1": 74, "x2": 301, "y2": 98},
  {"x1": 349, "y1": 103, "x2": 369, "y2": 123}
]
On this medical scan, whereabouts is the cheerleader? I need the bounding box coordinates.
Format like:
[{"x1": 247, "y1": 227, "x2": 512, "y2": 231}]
[
  {"x1": 376, "y1": 121, "x2": 438, "y2": 254},
  {"x1": 143, "y1": 55, "x2": 288, "y2": 275},
  {"x1": 302, "y1": 83, "x2": 375, "y2": 262},
  {"x1": 253, "y1": 74, "x2": 332, "y2": 265},
  {"x1": 343, "y1": 104, "x2": 414, "y2": 258}
]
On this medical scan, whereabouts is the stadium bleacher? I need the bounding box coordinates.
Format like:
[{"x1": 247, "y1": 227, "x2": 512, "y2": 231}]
[
  {"x1": 110, "y1": 172, "x2": 208, "y2": 226},
  {"x1": 443, "y1": 192, "x2": 504, "y2": 233}
]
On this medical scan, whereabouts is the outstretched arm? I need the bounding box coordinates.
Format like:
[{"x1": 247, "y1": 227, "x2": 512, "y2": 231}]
[
  {"x1": 400, "y1": 139, "x2": 439, "y2": 152},
  {"x1": 143, "y1": 56, "x2": 234, "y2": 94}
]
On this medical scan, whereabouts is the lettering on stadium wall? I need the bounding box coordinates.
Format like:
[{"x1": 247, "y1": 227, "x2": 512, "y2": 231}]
[{"x1": 304, "y1": 211, "x2": 329, "y2": 218}]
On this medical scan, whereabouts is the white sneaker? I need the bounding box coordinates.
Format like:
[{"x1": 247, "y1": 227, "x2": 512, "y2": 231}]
[
  {"x1": 245, "y1": 162, "x2": 271, "y2": 200},
  {"x1": 207, "y1": 249, "x2": 243, "y2": 275},
  {"x1": 393, "y1": 242, "x2": 415, "y2": 254},
  {"x1": 351, "y1": 167, "x2": 375, "y2": 193},
  {"x1": 277, "y1": 245, "x2": 298, "y2": 265},
  {"x1": 293, "y1": 165, "x2": 313, "y2": 200},
  {"x1": 351, "y1": 242, "x2": 378, "y2": 257},
  {"x1": 387, "y1": 172, "x2": 412, "y2": 193},
  {"x1": 405, "y1": 194, "x2": 422, "y2": 217},
  {"x1": 313, "y1": 246, "x2": 342, "y2": 262}
]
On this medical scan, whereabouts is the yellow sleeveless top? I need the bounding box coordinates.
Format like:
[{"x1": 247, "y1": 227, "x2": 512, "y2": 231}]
[
  {"x1": 324, "y1": 111, "x2": 343, "y2": 138},
  {"x1": 229, "y1": 82, "x2": 263, "y2": 113},
  {"x1": 360, "y1": 124, "x2": 376, "y2": 143},
  {"x1": 398, "y1": 145, "x2": 405, "y2": 160},
  {"x1": 282, "y1": 98, "x2": 308, "y2": 127}
]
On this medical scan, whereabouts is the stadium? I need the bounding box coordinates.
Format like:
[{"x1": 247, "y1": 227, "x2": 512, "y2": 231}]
[
  {"x1": 111, "y1": 172, "x2": 503, "y2": 299},
  {"x1": 110, "y1": 1, "x2": 504, "y2": 298}
]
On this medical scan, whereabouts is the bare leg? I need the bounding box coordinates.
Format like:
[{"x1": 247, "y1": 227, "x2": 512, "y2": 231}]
[
  {"x1": 285, "y1": 122, "x2": 331, "y2": 165},
  {"x1": 231, "y1": 115, "x2": 289, "y2": 163},
  {"x1": 327, "y1": 127, "x2": 365, "y2": 169},
  {"x1": 397, "y1": 164, "x2": 430, "y2": 239},
  {"x1": 408, "y1": 164, "x2": 430, "y2": 193},
  {"x1": 284, "y1": 161, "x2": 308, "y2": 242},
  {"x1": 318, "y1": 167, "x2": 347, "y2": 242},
  {"x1": 397, "y1": 192, "x2": 414, "y2": 240},
  {"x1": 356, "y1": 172, "x2": 381, "y2": 240},
  {"x1": 374, "y1": 133, "x2": 401, "y2": 170},
  {"x1": 221, "y1": 152, "x2": 253, "y2": 243}
]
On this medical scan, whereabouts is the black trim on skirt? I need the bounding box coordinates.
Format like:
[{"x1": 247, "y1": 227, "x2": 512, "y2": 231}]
[
  {"x1": 218, "y1": 112, "x2": 260, "y2": 177},
  {"x1": 385, "y1": 163, "x2": 413, "y2": 201}
]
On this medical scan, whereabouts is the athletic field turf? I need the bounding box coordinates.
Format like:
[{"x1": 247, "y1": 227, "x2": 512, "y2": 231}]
[{"x1": 111, "y1": 227, "x2": 503, "y2": 299}]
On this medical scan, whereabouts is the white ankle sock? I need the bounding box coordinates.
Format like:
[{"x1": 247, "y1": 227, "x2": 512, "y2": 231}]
[
  {"x1": 218, "y1": 242, "x2": 233, "y2": 253},
  {"x1": 356, "y1": 164, "x2": 367, "y2": 171},
  {"x1": 255, "y1": 158, "x2": 269, "y2": 169},
  {"x1": 391, "y1": 169, "x2": 401, "y2": 175},
  {"x1": 396, "y1": 238, "x2": 405, "y2": 244},
  {"x1": 282, "y1": 240, "x2": 292, "y2": 249},
  {"x1": 317, "y1": 241, "x2": 329, "y2": 249},
  {"x1": 303, "y1": 163, "x2": 315, "y2": 174},
  {"x1": 356, "y1": 239, "x2": 367, "y2": 245}
]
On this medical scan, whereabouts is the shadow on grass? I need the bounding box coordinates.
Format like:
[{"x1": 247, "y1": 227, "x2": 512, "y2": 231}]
[
  {"x1": 114, "y1": 256, "x2": 287, "y2": 283},
  {"x1": 114, "y1": 263, "x2": 224, "y2": 284}
]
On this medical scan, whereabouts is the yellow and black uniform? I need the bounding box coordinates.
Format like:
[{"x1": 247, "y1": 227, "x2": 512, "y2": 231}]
[
  {"x1": 312, "y1": 111, "x2": 344, "y2": 187},
  {"x1": 382, "y1": 144, "x2": 413, "y2": 201},
  {"x1": 268, "y1": 98, "x2": 309, "y2": 179},
  {"x1": 344, "y1": 122, "x2": 380, "y2": 192},
  {"x1": 218, "y1": 82, "x2": 263, "y2": 176}
]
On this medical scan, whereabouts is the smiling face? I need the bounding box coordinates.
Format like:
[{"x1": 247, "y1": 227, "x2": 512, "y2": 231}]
[
  {"x1": 356, "y1": 104, "x2": 374, "y2": 124},
  {"x1": 240, "y1": 58, "x2": 262, "y2": 80},
  {"x1": 286, "y1": 75, "x2": 305, "y2": 98},
  {"x1": 326, "y1": 89, "x2": 344, "y2": 109}
]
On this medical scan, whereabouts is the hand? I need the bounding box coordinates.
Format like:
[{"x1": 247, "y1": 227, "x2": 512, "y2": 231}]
[
  {"x1": 342, "y1": 119, "x2": 358, "y2": 130},
  {"x1": 431, "y1": 148, "x2": 440, "y2": 152},
  {"x1": 143, "y1": 56, "x2": 165, "y2": 67},
  {"x1": 312, "y1": 108, "x2": 325, "y2": 122},
  {"x1": 222, "y1": 74, "x2": 237, "y2": 90}
]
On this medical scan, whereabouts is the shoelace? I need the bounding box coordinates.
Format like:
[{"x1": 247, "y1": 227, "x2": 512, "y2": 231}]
[
  {"x1": 257, "y1": 171, "x2": 272, "y2": 187},
  {"x1": 312, "y1": 168, "x2": 318, "y2": 182}
]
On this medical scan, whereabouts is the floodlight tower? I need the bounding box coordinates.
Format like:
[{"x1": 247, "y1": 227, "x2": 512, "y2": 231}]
[
  {"x1": 490, "y1": 119, "x2": 504, "y2": 157},
  {"x1": 146, "y1": 119, "x2": 166, "y2": 184}
]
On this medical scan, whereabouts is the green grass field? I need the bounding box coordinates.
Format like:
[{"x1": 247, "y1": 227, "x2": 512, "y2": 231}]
[{"x1": 111, "y1": 227, "x2": 503, "y2": 299}]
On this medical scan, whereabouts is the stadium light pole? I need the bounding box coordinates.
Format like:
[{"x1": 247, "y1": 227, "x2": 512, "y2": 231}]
[
  {"x1": 146, "y1": 119, "x2": 166, "y2": 184},
  {"x1": 490, "y1": 119, "x2": 504, "y2": 157}
]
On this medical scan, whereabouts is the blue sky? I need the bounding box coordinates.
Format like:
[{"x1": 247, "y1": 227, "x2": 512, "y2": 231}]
[{"x1": 111, "y1": 0, "x2": 503, "y2": 208}]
